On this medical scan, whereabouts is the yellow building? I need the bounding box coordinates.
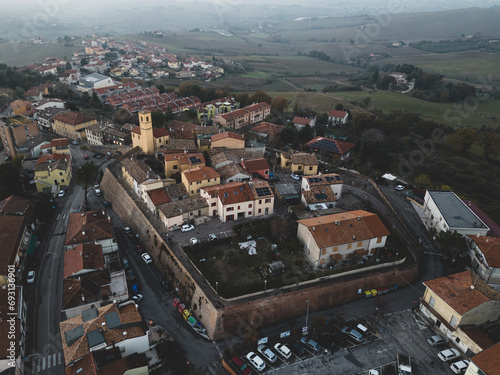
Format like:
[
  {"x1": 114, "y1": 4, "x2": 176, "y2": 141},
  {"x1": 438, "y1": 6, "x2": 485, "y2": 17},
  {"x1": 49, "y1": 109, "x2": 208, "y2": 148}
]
[
  {"x1": 131, "y1": 111, "x2": 169, "y2": 155},
  {"x1": 164, "y1": 152, "x2": 205, "y2": 178},
  {"x1": 419, "y1": 271, "x2": 500, "y2": 355},
  {"x1": 34, "y1": 154, "x2": 72, "y2": 194},
  {"x1": 52, "y1": 111, "x2": 97, "y2": 141},
  {"x1": 181, "y1": 166, "x2": 220, "y2": 196},
  {"x1": 280, "y1": 152, "x2": 318, "y2": 175},
  {"x1": 211, "y1": 131, "x2": 244, "y2": 150}
]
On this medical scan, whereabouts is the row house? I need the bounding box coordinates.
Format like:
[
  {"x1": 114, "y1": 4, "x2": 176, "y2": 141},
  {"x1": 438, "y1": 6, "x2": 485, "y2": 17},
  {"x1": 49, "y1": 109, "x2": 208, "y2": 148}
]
[
  {"x1": 121, "y1": 158, "x2": 163, "y2": 203},
  {"x1": 211, "y1": 131, "x2": 245, "y2": 150},
  {"x1": 164, "y1": 152, "x2": 205, "y2": 178},
  {"x1": 280, "y1": 152, "x2": 319, "y2": 175},
  {"x1": 158, "y1": 195, "x2": 209, "y2": 230},
  {"x1": 33, "y1": 154, "x2": 72, "y2": 194},
  {"x1": 181, "y1": 166, "x2": 221, "y2": 197},
  {"x1": 300, "y1": 173, "x2": 344, "y2": 210},
  {"x1": 213, "y1": 102, "x2": 271, "y2": 130},
  {"x1": 52, "y1": 111, "x2": 97, "y2": 141},
  {"x1": 297, "y1": 210, "x2": 390, "y2": 267},
  {"x1": 200, "y1": 179, "x2": 274, "y2": 223}
]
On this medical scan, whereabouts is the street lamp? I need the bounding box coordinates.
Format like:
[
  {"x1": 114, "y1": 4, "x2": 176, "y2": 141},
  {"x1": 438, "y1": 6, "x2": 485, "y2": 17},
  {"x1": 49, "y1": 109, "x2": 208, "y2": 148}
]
[
  {"x1": 264, "y1": 280, "x2": 267, "y2": 293},
  {"x1": 305, "y1": 299, "x2": 310, "y2": 329},
  {"x1": 216, "y1": 281, "x2": 218, "y2": 295},
  {"x1": 329, "y1": 266, "x2": 333, "y2": 277},
  {"x1": 394, "y1": 252, "x2": 399, "y2": 266}
]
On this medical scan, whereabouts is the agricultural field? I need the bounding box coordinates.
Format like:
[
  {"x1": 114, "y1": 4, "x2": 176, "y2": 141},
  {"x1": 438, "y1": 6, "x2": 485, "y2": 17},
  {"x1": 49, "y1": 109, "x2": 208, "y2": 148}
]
[{"x1": 0, "y1": 41, "x2": 80, "y2": 67}]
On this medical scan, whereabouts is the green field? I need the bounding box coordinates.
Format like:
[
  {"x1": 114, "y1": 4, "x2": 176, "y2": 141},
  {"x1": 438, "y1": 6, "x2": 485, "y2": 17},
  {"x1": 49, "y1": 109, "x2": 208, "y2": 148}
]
[{"x1": 0, "y1": 41, "x2": 80, "y2": 67}]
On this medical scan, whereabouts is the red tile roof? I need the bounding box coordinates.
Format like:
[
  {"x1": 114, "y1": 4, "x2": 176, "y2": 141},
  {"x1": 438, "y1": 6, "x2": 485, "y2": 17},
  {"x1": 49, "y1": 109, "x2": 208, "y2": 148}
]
[
  {"x1": 211, "y1": 131, "x2": 244, "y2": 142},
  {"x1": 471, "y1": 342, "x2": 500, "y2": 374},
  {"x1": 182, "y1": 166, "x2": 220, "y2": 183},
  {"x1": 36, "y1": 153, "x2": 70, "y2": 164},
  {"x1": 0, "y1": 216, "x2": 26, "y2": 274},
  {"x1": 297, "y1": 210, "x2": 390, "y2": 249},
  {"x1": 130, "y1": 126, "x2": 169, "y2": 138},
  {"x1": 65, "y1": 210, "x2": 113, "y2": 246},
  {"x1": 467, "y1": 236, "x2": 500, "y2": 268},
  {"x1": 51, "y1": 138, "x2": 69, "y2": 147},
  {"x1": 53, "y1": 111, "x2": 96, "y2": 126},
  {"x1": 292, "y1": 116, "x2": 313, "y2": 126},
  {"x1": 147, "y1": 188, "x2": 171, "y2": 206},
  {"x1": 251, "y1": 122, "x2": 283, "y2": 136},
  {"x1": 423, "y1": 271, "x2": 500, "y2": 315},
  {"x1": 305, "y1": 136, "x2": 355, "y2": 155},
  {"x1": 328, "y1": 109, "x2": 348, "y2": 118},
  {"x1": 63, "y1": 243, "x2": 104, "y2": 278},
  {"x1": 0, "y1": 195, "x2": 31, "y2": 215},
  {"x1": 464, "y1": 200, "x2": 500, "y2": 237},
  {"x1": 241, "y1": 158, "x2": 270, "y2": 172}
]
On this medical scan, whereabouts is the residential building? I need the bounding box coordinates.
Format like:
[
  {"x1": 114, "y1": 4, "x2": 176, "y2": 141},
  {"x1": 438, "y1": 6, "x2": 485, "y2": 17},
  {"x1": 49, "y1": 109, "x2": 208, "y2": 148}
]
[
  {"x1": 181, "y1": 166, "x2": 221, "y2": 196},
  {"x1": 10, "y1": 100, "x2": 33, "y2": 116},
  {"x1": 32, "y1": 98, "x2": 65, "y2": 111},
  {"x1": 85, "y1": 123, "x2": 105, "y2": 145},
  {"x1": 250, "y1": 122, "x2": 283, "y2": 139},
  {"x1": 213, "y1": 102, "x2": 270, "y2": 129},
  {"x1": 419, "y1": 271, "x2": 500, "y2": 356},
  {"x1": 65, "y1": 210, "x2": 117, "y2": 254},
  {"x1": 59, "y1": 69, "x2": 81, "y2": 85},
  {"x1": 63, "y1": 243, "x2": 104, "y2": 278},
  {"x1": 390, "y1": 72, "x2": 407, "y2": 85},
  {"x1": 297, "y1": 210, "x2": 390, "y2": 267},
  {"x1": 78, "y1": 73, "x2": 115, "y2": 92},
  {"x1": 216, "y1": 163, "x2": 252, "y2": 183},
  {"x1": 33, "y1": 154, "x2": 72, "y2": 194},
  {"x1": 131, "y1": 111, "x2": 169, "y2": 155},
  {"x1": 59, "y1": 302, "x2": 149, "y2": 367},
  {"x1": 292, "y1": 116, "x2": 315, "y2": 130},
  {"x1": 240, "y1": 158, "x2": 271, "y2": 180},
  {"x1": 164, "y1": 152, "x2": 205, "y2": 178},
  {"x1": 423, "y1": 190, "x2": 489, "y2": 237},
  {"x1": 158, "y1": 195, "x2": 209, "y2": 230},
  {"x1": 200, "y1": 180, "x2": 274, "y2": 222},
  {"x1": 48, "y1": 137, "x2": 71, "y2": 156},
  {"x1": 301, "y1": 173, "x2": 344, "y2": 200},
  {"x1": 63, "y1": 350, "x2": 149, "y2": 375},
  {"x1": 274, "y1": 183, "x2": 300, "y2": 206},
  {"x1": 23, "y1": 84, "x2": 51, "y2": 101},
  {"x1": 211, "y1": 131, "x2": 245, "y2": 150},
  {"x1": 120, "y1": 158, "x2": 163, "y2": 203},
  {"x1": 33, "y1": 107, "x2": 67, "y2": 131},
  {"x1": 466, "y1": 342, "x2": 500, "y2": 375},
  {"x1": 0, "y1": 116, "x2": 40, "y2": 156},
  {"x1": 0, "y1": 286, "x2": 27, "y2": 375},
  {"x1": 0, "y1": 215, "x2": 29, "y2": 286},
  {"x1": 102, "y1": 126, "x2": 130, "y2": 145},
  {"x1": 327, "y1": 109, "x2": 349, "y2": 125},
  {"x1": 280, "y1": 152, "x2": 319, "y2": 175},
  {"x1": 52, "y1": 111, "x2": 98, "y2": 141},
  {"x1": 305, "y1": 136, "x2": 355, "y2": 160},
  {"x1": 467, "y1": 235, "x2": 500, "y2": 290},
  {"x1": 144, "y1": 186, "x2": 171, "y2": 215}
]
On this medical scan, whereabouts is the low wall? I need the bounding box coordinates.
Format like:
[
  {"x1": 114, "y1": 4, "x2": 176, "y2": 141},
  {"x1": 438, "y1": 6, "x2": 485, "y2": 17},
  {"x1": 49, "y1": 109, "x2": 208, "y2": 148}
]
[{"x1": 101, "y1": 160, "x2": 419, "y2": 341}]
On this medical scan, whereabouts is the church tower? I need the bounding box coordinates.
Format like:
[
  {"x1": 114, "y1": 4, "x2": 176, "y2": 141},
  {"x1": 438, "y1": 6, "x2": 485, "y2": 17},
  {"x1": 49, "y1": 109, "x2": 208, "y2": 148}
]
[{"x1": 139, "y1": 110, "x2": 155, "y2": 155}]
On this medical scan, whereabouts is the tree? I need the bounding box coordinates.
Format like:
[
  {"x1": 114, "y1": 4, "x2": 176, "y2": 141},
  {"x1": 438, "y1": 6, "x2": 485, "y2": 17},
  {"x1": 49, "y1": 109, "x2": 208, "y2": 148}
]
[
  {"x1": 151, "y1": 112, "x2": 167, "y2": 128},
  {"x1": 271, "y1": 96, "x2": 288, "y2": 114},
  {"x1": 449, "y1": 128, "x2": 478, "y2": 153},
  {"x1": 65, "y1": 61, "x2": 72, "y2": 70},
  {"x1": 0, "y1": 162, "x2": 22, "y2": 200},
  {"x1": 335, "y1": 103, "x2": 344, "y2": 111},
  {"x1": 249, "y1": 90, "x2": 272, "y2": 104},
  {"x1": 435, "y1": 230, "x2": 467, "y2": 258},
  {"x1": 298, "y1": 124, "x2": 314, "y2": 144},
  {"x1": 476, "y1": 130, "x2": 500, "y2": 160},
  {"x1": 76, "y1": 162, "x2": 100, "y2": 209},
  {"x1": 178, "y1": 82, "x2": 193, "y2": 97},
  {"x1": 80, "y1": 58, "x2": 88, "y2": 66},
  {"x1": 414, "y1": 173, "x2": 433, "y2": 189},
  {"x1": 235, "y1": 93, "x2": 249, "y2": 107},
  {"x1": 114, "y1": 108, "x2": 133, "y2": 125}
]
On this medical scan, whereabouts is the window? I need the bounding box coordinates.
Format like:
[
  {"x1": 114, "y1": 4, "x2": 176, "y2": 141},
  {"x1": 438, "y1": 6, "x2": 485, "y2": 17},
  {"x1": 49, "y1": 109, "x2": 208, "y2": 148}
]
[
  {"x1": 211, "y1": 202, "x2": 216, "y2": 207},
  {"x1": 173, "y1": 165, "x2": 178, "y2": 169},
  {"x1": 429, "y1": 296, "x2": 436, "y2": 307},
  {"x1": 357, "y1": 241, "x2": 363, "y2": 247},
  {"x1": 298, "y1": 165, "x2": 302, "y2": 170},
  {"x1": 190, "y1": 212, "x2": 193, "y2": 216},
  {"x1": 347, "y1": 243, "x2": 352, "y2": 249},
  {"x1": 259, "y1": 200, "x2": 262, "y2": 204},
  {"x1": 376, "y1": 237, "x2": 382, "y2": 243},
  {"x1": 249, "y1": 204, "x2": 253, "y2": 208},
  {"x1": 59, "y1": 172, "x2": 63, "y2": 176},
  {"x1": 198, "y1": 210, "x2": 201, "y2": 215},
  {"x1": 248, "y1": 211, "x2": 252, "y2": 215},
  {"x1": 191, "y1": 191, "x2": 194, "y2": 194},
  {"x1": 320, "y1": 258, "x2": 325, "y2": 265},
  {"x1": 237, "y1": 206, "x2": 240, "y2": 210},
  {"x1": 258, "y1": 209, "x2": 261, "y2": 213},
  {"x1": 333, "y1": 246, "x2": 338, "y2": 252},
  {"x1": 227, "y1": 207, "x2": 234, "y2": 211},
  {"x1": 455, "y1": 337, "x2": 460, "y2": 344},
  {"x1": 265, "y1": 198, "x2": 271, "y2": 203},
  {"x1": 61, "y1": 179, "x2": 65, "y2": 183},
  {"x1": 321, "y1": 249, "x2": 326, "y2": 255},
  {"x1": 309, "y1": 166, "x2": 313, "y2": 170}
]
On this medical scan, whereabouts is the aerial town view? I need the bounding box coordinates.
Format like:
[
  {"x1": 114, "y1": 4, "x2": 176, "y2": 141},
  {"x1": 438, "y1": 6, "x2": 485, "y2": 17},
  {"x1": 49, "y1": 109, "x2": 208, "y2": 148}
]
[{"x1": 1, "y1": 0, "x2": 500, "y2": 374}]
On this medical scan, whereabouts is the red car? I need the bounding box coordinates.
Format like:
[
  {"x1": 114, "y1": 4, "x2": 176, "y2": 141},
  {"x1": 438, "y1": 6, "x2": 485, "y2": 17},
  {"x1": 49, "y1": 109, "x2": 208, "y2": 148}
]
[
  {"x1": 84, "y1": 155, "x2": 90, "y2": 160},
  {"x1": 173, "y1": 298, "x2": 180, "y2": 308}
]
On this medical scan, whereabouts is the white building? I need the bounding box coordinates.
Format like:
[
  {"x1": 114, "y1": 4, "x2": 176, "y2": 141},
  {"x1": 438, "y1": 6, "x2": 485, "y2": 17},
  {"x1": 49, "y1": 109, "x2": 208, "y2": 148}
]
[{"x1": 78, "y1": 73, "x2": 115, "y2": 93}]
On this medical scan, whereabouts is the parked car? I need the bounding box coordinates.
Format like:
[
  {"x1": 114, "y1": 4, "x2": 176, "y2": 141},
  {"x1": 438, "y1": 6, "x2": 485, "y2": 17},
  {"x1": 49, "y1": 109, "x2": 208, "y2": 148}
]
[
  {"x1": 246, "y1": 352, "x2": 265, "y2": 372},
  {"x1": 95, "y1": 188, "x2": 102, "y2": 196},
  {"x1": 257, "y1": 344, "x2": 277, "y2": 363},
  {"x1": 268, "y1": 176, "x2": 280, "y2": 183},
  {"x1": 122, "y1": 258, "x2": 129, "y2": 268},
  {"x1": 427, "y1": 335, "x2": 448, "y2": 346},
  {"x1": 438, "y1": 348, "x2": 460, "y2": 362},
  {"x1": 450, "y1": 359, "x2": 470, "y2": 374},
  {"x1": 290, "y1": 341, "x2": 305, "y2": 356},
  {"x1": 300, "y1": 337, "x2": 325, "y2": 353},
  {"x1": 274, "y1": 343, "x2": 292, "y2": 359},
  {"x1": 231, "y1": 356, "x2": 252, "y2": 375},
  {"x1": 94, "y1": 183, "x2": 99, "y2": 189},
  {"x1": 84, "y1": 155, "x2": 89, "y2": 160},
  {"x1": 208, "y1": 233, "x2": 217, "y2": 241},
  {"x1": 395, "y1": 184, "x2": 405, "y2": 191},
  {"x1": 341, "y1": 326, "x2": 363, "y2": 342},
  {"x1": 180, "y1": 224, "x2": 195, "y2": 232},
  {"x1": 190, "y1": 237, "x2": 199, "y2": 245},
  {"x1": 132, "y1": 294, "x2": 143, "y2": 303},
  {"x1": 141, "y1": 253, "x2": 152, "y2": 264},
  {"x1": 124, "y1": 227, "x2": 132, "y2": 234},
  {"x1": 57, "y1": 190, "x2": 65, "y2": 198},
  {"x1": 290, "y1": 174, "x2": 301, "y2": 181},
  {"x1": 26, "y1": 271, "x2": 35, "y2": 284},
  {"x1": 71, "y1": 140, "x2": 79, "y2": 145}
]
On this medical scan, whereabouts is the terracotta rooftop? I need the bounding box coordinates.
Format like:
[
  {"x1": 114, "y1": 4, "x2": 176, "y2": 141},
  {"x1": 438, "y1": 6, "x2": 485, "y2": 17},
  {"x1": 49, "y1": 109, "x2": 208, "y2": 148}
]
[
  {"x1": 471, "y1": 342, "x2": 500, "y2": 374},
  {"x1": 63, "y1": 244, "x2": 104, "y2": 278},
  {"x1": 164, "y1": 152, "x2": 205, "y2": 165},
  {"x1": 464, "y1": 200, "x2": 500, "y2": 237},
  {"x1": 64, "y1": 352, "x2": 97, "y2": 375},
  {"x1": 62, "y1": 270, "x2": 111, "y2": 311},
  {"x1": 164, "y1": 138, "x2": 197, "y2": 151},
  {"x1": 423, "y1": 271, "x2": 500, "y2": 315},
  {"x1": 249, "y1": 179, "x2": 274, "y2": 200},
  {"x1": 34, "y1": 158, "x2": 69, "y2": 172},
  {"x1": 182, "y1": 166, "x2": 220, "y2": 183},
  {"x1": 164, "y1": 183, "x2": 189, "y2": 201},
  {"x1": 168, "y1": 120, "x2": 197, "y2": 132},
  {"x1": 10, "y1": 99, "x2": 32, "y2": 110},
  {"x1": 251, "y1": 122, "x2": 283, "y2": 136},
  {"x1": 305, "y1": 136, "x2": 355, "y2": 155},
  {"x1": 147, "y1": 188, "x2": 171, "y2": 206},
  {"x1": 0, "y1": 195, "x2": 31, "y2": 215},
  {"x1": 328, "y1": 109, "x2": 348, "y2": 118},
  {"x1": 211, "y1": 131, "x2": 244, "y2": 143},
  {"x1": 304, "y1": 173, "x2": 343, "y2": 186},
  {"x1": 290, "y1": 153, "x2": 318, "y2": 166},
  {"x1": 50, "y1": 138, "x2": 69, "y2": 147},
  {"x1": 216, "y1": 163, "x2": 251, "y2": 180},
  {"x1": 53, "y1": 111, "x2": 96, "y2": 126},
  {"x1": 0, "y1": 216, "x2": 26, "y2": 274},
  {"x1": 65, "y1": 210, "x2": 113, "y2": 246},
  {"x1": 130, "y1": 126, "x2": 169, "y2": 139},
  {"x1": 292, "y1": 116, "x2": 313, "y2": 126},
  {"x1": 468, "y1": 235, "x2": 500, "y2": 268},
  {"x1": 460, "y1": 327, "x2": 495, "y2": 351},
  {"x1": 241, "y1": 158, "x2": 270, "y2": 172},
  {"x1": 203, "y1": 182, "x2": 255, "y2": 205},
  {"x1": 36, "y1": 153, "x2": 70, "y2": 164},
  {"x1": 302, "y1": 185, "x2": 338, "y2": 204},
  {"x1": 59, "y1": 302, "x2": 145, "y2": 365},
  {"x1": 158, "y1": 195, "x2": 208, "y2": 218},
  {"x1": 297, "y1": 210, "x2": 390, "y2": 249}
]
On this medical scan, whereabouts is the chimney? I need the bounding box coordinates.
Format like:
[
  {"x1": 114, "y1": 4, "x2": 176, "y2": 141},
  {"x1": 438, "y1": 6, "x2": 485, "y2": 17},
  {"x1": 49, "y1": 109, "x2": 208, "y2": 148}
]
[
  {"x1": 357, "y1": 216, "x2": 361, "y2": 221},
  {"x1": 352, "y1": 235, "x2": 356, "y2": 240},
  {"x1": 82, "y1": 230, "x2": 86, "y2": 236},
  {"x1": 312, "y1": 226, "x2": 316, "y2": 232},
  {"x1": 102, "y1": 210, "x2": 105, "y2": 215},
  {"x1": 81, "y1": 294, "x2": 85, "y2": 302}
]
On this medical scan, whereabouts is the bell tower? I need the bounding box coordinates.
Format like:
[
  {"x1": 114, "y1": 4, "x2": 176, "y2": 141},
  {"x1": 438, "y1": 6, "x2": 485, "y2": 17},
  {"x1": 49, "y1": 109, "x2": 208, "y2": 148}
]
[{"x1": 139, "y1": 110, "x2": 155, "y2": 155}]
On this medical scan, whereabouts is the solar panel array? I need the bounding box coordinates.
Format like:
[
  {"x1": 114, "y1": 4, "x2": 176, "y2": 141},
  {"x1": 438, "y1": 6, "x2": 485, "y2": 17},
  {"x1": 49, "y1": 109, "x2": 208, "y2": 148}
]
[
  {"x1": 255, "y1": 187, "x2": 272, "y2": 197},
  {"x1": 308, "y1": 177, "x2": 322, "y2": 183},
  {"x1": 189, "y1": 156, "x2": 202, "y2": 164},
  {"x1": 310, "y1": 138, "x2": 340, "y2": 153},
  {"x1": 314, "y1": 193, "x2": 327, "y2": 200},
  {"x1": 324, "y1": 176, "x2": 334, "y2": 182}
]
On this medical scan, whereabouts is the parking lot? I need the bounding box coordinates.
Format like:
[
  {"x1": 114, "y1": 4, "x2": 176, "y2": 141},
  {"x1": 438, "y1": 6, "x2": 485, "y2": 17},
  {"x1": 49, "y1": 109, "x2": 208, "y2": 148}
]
[{"x1": 226, "y1": 309, "x2": 459, "y2": 374}]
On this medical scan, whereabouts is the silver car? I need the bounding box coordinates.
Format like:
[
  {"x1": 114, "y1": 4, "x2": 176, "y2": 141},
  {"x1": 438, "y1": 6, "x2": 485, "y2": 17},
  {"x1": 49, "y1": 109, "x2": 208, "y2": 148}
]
[
  {"x1": 341, "y1": 326, "x2": 363, "y2": 342},
  {"x1": 257, "y1": 344, "x2": 277, "y2": 363},
  {"x1": 427, "y1": 335, "x2": 447, "y2": 346}
]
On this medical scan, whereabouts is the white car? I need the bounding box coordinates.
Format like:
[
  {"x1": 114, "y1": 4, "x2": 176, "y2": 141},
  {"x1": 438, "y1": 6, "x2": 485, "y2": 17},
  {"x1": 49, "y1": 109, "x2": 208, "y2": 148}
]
[
  {"x1": 450, "y1": 359, "x2": 470, "y2": 374},
  {"x1": 27, "y1": 271, "x2": 35, "y2": 284},
  {"x1": 95, "y1": 188, "x2": 102, "y2": 196},
  {"x1": 58, "y1": 190, "x2": 65, "y2": 198},
  {"x1": 190, "y1": 237, "x2": 200, "y2": 245},
  {"x1": 208, "y1": 233, "x2": 217, "y2": 241},
  {"x1": 438, "y1": 348, "x2": 460, "y2": 362},
  {"x1": 395, "y1": 184, "x2": 405, "y2": 191},
  {"x1": 290, "y1": 174, "x2": 301, "y2": 181},
  {"x1": 180, "y1": 224, "x2": 195, "y2": 232},
  {"x1": 257, "y1": 344, "x2": 277, "y2": 363},
  {"x1": 274, "y1": 342, "x2": 292, "y2": 359},
  {"x1": 132, "y1": 294, "x2": 143, "y2": 303},
  {"x1": 141, "y1": 253, "x2": 152, "y2": 264},
  {"x1": 246, "y1": 352, "x2": 266, "y2": 372}
]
